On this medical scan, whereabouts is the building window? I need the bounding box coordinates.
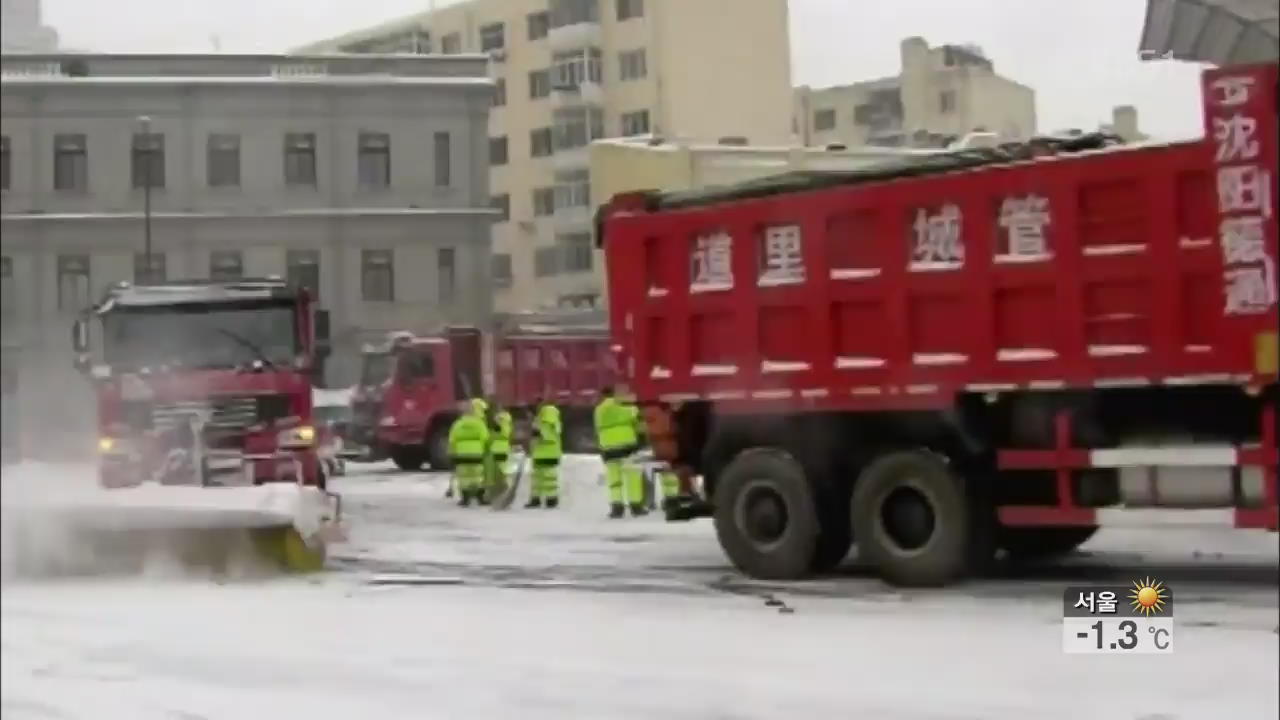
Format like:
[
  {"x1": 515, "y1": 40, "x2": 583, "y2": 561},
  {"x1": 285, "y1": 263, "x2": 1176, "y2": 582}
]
[
  {"x1": 133, "y1": 253, "x2": 166, "y2": 284},
  {"x1": 554, "y1": 169, "x2": 590, "y2": 210},
  {"x1": 489, "y1": 136, "x2": 509, "y2": 166},
  {"x1": 433, "y1": 131, "x2": 451, "y2": 186},
  {"x1": 0, "y1": 136, "x2": 9, "y2": 191},
  {"x1": 532, "y1": 186, "x2": 556, "y2": 216},
  {"x1": 492, "y1": 253, "x2": 513, "y2": 288},
  {"x1": 618, "y1": 48, "x2": 647, "y2": 81},
  {"x1": 131, "y1": 131, "x2": 165, "y2": 189},
  {"x1": 553, "y1": 107, "x2": 604, "y2": 151},
  {"x1": 559, "y1": 233, "x2": 594, "y2": 273},
  {"x1": 616, "y1": 0, "x2": 643, "y2": 20},
  {"x1": 357, "y1": 131, "x2": 391, "y2": 188},
  {"x1": 550, "y1": 0, "x2": 599, "y2": 28},
  {"x1": 493, "y1": 78, "x2": 507, "y2": 107},
  {"x1": 621, "y1": 109, "x2": 650, "y2": 136},
  {"x1": 362, "y1": 250, "x2": 394, "y2": 302},
  {"x1": 53, "y1": 133, "x2": 88, "y2": 192},
  {"x1": 284, "y1": 132, "x2": 318, "y2": 187},
  {"x1": 206, "y1": 133, "x2": 241, "y2": 188},
  {"x1": 534, "y1": 246, "x2": 560, "y2": 277},
  {"x1": 529, "y1": 69, "x2": 552, "y2": 99},
  {"x1": 1, "y1": 256, "x2": 14, "y2": 320},
  {"x1": 441, "y1": 32, "x2": 461, "y2": 54},
  {"x1": 56, "y1": 254, "x2": 90, "y2": 312},
  {"x1": 286, "y1": 249, "x2": 320, "y2": 299},
  {"x1": 552, "y1": 47, "x2": 602, "y2": 89},
  {"x1": 210, "y1": 251, "x2": 243, "y2": 281},
  {"x1": 491, "y1": 193, "x2": 510, "y2": 222},
  {"x1": 940, "y1": 90, "x2": 957, "y2": 114},
  {"x1": 527, "y1": 11, "x2": 550, "y2": 40},
  {"x1": 813, "y1": 109, "x2": 836, "y2": 131},
  {"x1": 479, "y1": 22, "x2": 505, "y2": 51},
  {"x1": 437, "y1": 247, "x2": 455, "y2": 302},
  {"x1": 530, "y1": 127, "x2": 554, "y2": 157}
]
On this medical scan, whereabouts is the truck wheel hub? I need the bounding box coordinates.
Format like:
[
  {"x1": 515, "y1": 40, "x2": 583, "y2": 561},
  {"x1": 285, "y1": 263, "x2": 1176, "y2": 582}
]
[
  {"x1": 739, "y1": 482, "x2": 789, "y2": 545},
  {"x1": 880, "y1": 485, "x2": 935, "y2": 552}
]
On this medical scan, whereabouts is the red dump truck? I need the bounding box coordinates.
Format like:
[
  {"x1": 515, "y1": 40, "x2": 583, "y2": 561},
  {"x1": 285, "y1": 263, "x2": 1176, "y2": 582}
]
[
  {"x1": 347, "y1": 313, "x2": 622, "y2": 470},
  {"x1": 599, "y1": 62, "x2": 1278, "y2": 587}
]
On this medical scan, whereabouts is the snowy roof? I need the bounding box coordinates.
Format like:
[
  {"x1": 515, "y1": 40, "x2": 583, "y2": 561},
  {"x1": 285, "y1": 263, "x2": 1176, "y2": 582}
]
[
  {"x1": 0, "y1": 75, "x2": 494, "y2": 89},
  {"x1": 1140, "y1": 0, "x2": 1278, "y2": 64},
  {"x1": 96, "y1": 279, "x2": 297, "y2": 311}
]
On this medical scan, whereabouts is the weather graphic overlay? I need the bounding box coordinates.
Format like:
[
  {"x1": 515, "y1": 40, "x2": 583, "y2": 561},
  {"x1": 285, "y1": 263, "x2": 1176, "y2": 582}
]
[
  {"x1": 1062, "y1": 579, "x2": 1175, "y2": 654},
  {"x1": 1129, "y1": 577, "x2": 1169, "y2": 617}
]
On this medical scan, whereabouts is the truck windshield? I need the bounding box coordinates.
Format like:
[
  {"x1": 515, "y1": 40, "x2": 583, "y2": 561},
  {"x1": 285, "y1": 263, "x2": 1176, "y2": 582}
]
[
  {"x1": 359, "y1": 353, "x2": 392, "y2": 387},
  {"x1": 101, "y1": 301, "x2": 298, "y2": 370}
]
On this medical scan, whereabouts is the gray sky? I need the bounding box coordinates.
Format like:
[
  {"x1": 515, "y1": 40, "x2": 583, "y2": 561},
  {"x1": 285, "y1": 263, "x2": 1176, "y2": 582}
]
[{"x1": 43, "y1": 0, "x2": 1209, "y2": 139}]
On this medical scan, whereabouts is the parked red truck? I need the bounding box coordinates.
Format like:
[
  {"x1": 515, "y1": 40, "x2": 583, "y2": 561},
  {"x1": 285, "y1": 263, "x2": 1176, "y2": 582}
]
[
  {"x1": 599, "y1": 63, "x2": 1278, "y2": 587},
  {"x1": 347, "y1": 311, "x2": 622, "y2": 471}
]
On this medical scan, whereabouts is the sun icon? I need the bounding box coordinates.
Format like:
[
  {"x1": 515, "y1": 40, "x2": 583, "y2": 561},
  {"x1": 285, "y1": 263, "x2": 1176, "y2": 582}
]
[{"x1": 1129, "y1": 577, "x2": 1168, "y2": 616}]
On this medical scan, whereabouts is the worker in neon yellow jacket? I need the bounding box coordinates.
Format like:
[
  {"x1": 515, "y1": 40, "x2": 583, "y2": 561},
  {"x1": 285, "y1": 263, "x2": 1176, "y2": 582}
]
[
  {"x1": 485, "y1": 400, "x2": 513, "y2": 504},
  {"x1": 594, "y1": 386, "x2": 647, "y2": 518},
  {"x1": 448, "y1": 398, "x2": 490, "y2": 507},
  {"x1": 526, "y1": 397, "x2": 562, "y2": 509}
]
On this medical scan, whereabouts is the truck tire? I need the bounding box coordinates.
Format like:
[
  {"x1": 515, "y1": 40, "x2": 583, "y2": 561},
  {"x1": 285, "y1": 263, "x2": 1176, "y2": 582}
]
[
  {"x1": 565, "y1": 422, "x2": 597, "y2": 454},
  {"x1": 426, "y1": 427, "x2": 453, "y2": 471},
  {"x1": 851, "y1": 450, "x2": 970, "y2": 588},
  {"x1": 713, "y1": 448, "x2": 820, "y2": 580},
  {"x1": 998, "y1": 526, "x2": 1099, "y2": 561},
  {"x1": 390, "y1": 446, "x2": 425, "y2": 471}
]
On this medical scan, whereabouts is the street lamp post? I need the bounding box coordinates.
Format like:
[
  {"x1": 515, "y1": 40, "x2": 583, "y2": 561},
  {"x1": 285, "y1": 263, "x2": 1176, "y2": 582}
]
[{"x1": 136, "y1": 115, "x2": 153, "y2": 279}]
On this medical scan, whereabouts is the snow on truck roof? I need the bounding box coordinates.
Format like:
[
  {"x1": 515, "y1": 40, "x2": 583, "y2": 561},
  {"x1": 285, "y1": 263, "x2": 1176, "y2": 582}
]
[
  {"x1": 95, "y1": 278, "x2": 299, "y2": 311},
  {"x1": 619, "y1": 132, "x2": 1173, "y2": 214}
]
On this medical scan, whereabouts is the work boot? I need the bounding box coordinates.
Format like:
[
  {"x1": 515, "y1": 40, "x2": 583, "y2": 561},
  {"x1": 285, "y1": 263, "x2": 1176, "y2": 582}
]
[
  {"x1": 458, "y1": 492, "x2": 472, "y2": 508},
  {"x1": 608, "y1": 503, "x2": 626, "y2": 519},
  {"x1": 525, "y1": 496, "x2": 542, "y2": 509},
  {"x1": 629, "y1": 503, "x2": 649, "y2": 517},
  {"x1": 544, "y1": 497, "x2": 559, "y2": 509},
  {"x1": 477, "y1": 492, "x2": 491, "y2": 506}
]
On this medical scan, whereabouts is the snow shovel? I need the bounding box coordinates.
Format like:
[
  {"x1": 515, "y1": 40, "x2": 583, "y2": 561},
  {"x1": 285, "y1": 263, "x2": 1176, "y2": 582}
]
[{"x1": 490, "y1": 453, "x2": 529, "y2": 511}]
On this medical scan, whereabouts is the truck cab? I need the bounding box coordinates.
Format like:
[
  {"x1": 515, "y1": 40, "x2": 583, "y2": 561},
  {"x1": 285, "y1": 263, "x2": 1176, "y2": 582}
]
[{"x1": 73, "y1": 278, "x2": 332, "y2": 489}]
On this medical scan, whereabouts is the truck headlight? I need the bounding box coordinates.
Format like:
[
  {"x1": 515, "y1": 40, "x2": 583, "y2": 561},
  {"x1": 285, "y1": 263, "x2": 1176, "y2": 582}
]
[
  {"x1": 278, "y1": 425, "x2": 316, "y2": 449},
  {"x1": 97, "y1": 436, "x2": 133, "y2": 456},
  {"x1": 379, "y1": 416, "x2": 396, "y2": 427}
]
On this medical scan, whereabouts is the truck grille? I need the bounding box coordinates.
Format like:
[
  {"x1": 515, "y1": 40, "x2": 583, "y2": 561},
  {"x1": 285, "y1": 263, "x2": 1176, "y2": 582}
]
[{"x1": 151, "y1": 394, "x2": 284, "y2": 432}]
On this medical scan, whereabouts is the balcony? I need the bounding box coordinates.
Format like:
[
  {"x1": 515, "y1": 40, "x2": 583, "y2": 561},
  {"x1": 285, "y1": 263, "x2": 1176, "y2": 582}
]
[
  {"x1": 548, "y1": 21, "x2": 602, "y2": 52},
  {"x1": 551, "y1": 146, "x2": 590, "y2": 172},
  {"x1": 550, "y1": 80, "x2": 604, "y2": 109},
  {"x1": 551, "y1": 204, "x2": 591, "y2": 232}
]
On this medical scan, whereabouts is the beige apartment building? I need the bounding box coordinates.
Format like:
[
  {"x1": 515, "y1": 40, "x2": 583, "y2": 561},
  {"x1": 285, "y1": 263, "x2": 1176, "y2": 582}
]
[
  {"x1": 795, "y1": 36, "x2": 1037, "y2": 149},
  {"x1": 295, "y1": 0, "x2": 794, "y2": 313}
]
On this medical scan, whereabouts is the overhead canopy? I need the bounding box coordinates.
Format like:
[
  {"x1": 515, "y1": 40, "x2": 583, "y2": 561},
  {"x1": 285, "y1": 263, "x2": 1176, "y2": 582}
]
[{"x1": 1139, "y1": 0, "x2": 1279, "y2": 65}]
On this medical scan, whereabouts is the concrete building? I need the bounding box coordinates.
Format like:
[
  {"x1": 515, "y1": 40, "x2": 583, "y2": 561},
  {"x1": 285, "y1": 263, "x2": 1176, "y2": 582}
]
[
  {"x1": 0, "y1": 53, "x2": 495, "y2": 458},
  {"x1": 795, "y1": 37, "x2": 1037, "y2": 150},
  {"x1": 294, "y1": 0, "x2": 795, "y2": 313},
  {"x1": 1, "y1": 0, "x2": 59, "y2": 53}
]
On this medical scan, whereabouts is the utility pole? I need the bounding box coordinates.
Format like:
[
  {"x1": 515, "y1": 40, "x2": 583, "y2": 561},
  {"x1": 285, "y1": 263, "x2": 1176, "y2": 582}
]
[{"x1": 136, "y1": 115, "x2": 153, "y2": 279}]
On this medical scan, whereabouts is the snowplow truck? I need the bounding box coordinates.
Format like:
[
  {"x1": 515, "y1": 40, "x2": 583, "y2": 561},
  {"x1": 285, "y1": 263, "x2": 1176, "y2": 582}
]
[
  {"x1": 598, "y1": 62, "x2": 1278, "y2": 588},
  {"x1": 348, "y1": 316, "x2": 621, "y2": 471},
  {"x1": 64, "y1": 277, "x2": 344, "y2": 573}
]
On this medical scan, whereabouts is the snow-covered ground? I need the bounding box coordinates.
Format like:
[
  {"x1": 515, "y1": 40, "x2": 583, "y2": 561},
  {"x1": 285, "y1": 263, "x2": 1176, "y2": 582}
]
[{"x1": 3, "y1": 457, "x2": 1278, "y2": 719}]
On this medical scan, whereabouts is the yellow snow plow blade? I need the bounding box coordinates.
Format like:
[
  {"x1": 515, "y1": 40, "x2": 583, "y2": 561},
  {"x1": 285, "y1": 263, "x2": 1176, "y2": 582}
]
[{"x1": 1, "y1": 483, "x2": 344, "y2": 579}]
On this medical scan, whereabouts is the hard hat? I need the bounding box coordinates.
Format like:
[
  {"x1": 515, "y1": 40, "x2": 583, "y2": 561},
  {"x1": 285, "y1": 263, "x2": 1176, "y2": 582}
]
[{"x1": 471, "y1": 398, "x2": 488, "y2": 415}]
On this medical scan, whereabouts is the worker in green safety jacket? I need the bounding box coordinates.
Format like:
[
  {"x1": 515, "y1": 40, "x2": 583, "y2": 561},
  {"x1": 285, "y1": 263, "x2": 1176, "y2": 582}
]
[
  {"x1": 526, "y1": 397, "x2": 562, "y2": 509},
  {"x1": 485, "y1": 400, "x2": 513, "y2": 504},
  {"x1": 448, "y1": 398, "x2": 490, "y2": 507},
  {"x1": 594, "y1": 386, "x2": 647, "y2": 518}
]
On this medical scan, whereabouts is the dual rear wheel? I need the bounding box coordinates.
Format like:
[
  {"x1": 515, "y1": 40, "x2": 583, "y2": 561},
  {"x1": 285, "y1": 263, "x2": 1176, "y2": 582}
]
[{"x1": 713, "y1": 447, "x2": 1098, "y2": 587}]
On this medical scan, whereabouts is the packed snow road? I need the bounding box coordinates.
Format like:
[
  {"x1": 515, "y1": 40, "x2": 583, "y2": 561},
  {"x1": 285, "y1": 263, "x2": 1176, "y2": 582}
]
[{"x1": 2, "y1": 458, "x2": 1277, "y2": 719}]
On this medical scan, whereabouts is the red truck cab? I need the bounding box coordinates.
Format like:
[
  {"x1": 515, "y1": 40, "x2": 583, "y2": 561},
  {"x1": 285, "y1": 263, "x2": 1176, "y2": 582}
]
[
  {"x1": 599, "y1": 63, "x2": 1278, "y2": 587},
  {"x1": 74, "y1": 278, "x2": 333, "y2": 489}
]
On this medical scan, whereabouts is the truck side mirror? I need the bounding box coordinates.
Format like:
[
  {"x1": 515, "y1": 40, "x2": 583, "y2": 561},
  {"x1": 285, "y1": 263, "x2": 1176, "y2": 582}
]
[
  {"x1": 314, "y1": 310, "x2": 331, "y2": 358},
  {"x1": 72, "y1": 319, "x2": 89, "y2": 353}
]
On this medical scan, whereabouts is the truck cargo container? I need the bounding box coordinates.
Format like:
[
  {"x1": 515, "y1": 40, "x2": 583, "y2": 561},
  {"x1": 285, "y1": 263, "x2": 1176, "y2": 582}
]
[{"x1": 598, "y1": 63, "x2": 1278, "y2": 587}]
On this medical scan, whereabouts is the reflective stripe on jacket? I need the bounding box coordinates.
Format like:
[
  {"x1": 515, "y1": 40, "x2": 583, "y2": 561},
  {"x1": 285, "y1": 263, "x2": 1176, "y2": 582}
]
[
  {"x1": 448, "y1": 413, "x2": 489, "y2": 461},
  {"x1": 531, "y1": 403, "x2": 563, "y2": 461},
  {"x1": 594, "y1": 397, "x2": 640, "y2": 453},
  {"x1": 489, "y1": 410, "x2": 513, "y2": 455}
]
